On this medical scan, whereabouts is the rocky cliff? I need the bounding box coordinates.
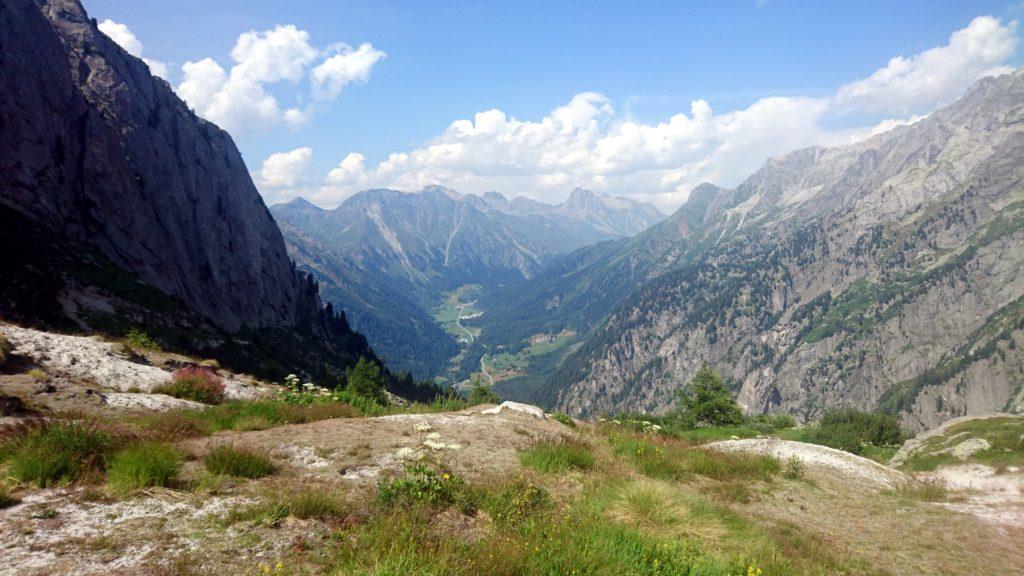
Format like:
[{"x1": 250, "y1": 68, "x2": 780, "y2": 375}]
[
  {"x1": 0, "y1": 0, "x2": 376, "y2": 380},
  {"x1": 550, "y1": 71, "x2": 1024, "y2": 431}
]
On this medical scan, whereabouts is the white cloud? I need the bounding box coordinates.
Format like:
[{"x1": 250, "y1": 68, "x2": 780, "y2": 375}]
[
  {"x1": 312, "y1": 43, "x2": 387, "y2": 100},
  {"x1": 835, "y1": 16, "x2": 1018, "y2": 115},
  {"x1": 254, "y1": 147, "x2": 314, "y2": 202},
  {"x1": 257, "y1": 147, "x2": 314, "y2": 187},
  {"x1": 176, "y1": 25, "x2": 384, "y2": 142},
  {"x1": 296, "y1": 15, "x2": 1018, "y2": 210},
  {"x1": 98, "y1": 19, "x2": 170, "y2": 79}
]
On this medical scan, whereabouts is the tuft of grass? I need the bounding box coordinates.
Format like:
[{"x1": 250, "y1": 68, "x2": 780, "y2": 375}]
[
  {"x1": 106, "y1": 442, "x2": 183, "y2": 492},
  {"x1": 131, "y1": 400, "x2": 361, "y2": 439},
  {"x1": 519, "y1": 438, "x2": 594, "y2": 473},
  {"x1": 889, "y1": 480, "x2": 949, "y2": 502},
  {"x1": 0, "y1": 333, "x2": 9, "y2": 366},
  {"x1": 0, "y1": 482, "x2": 18, "y2": 508},
  {"x1": 703, "y1": 479, "x2": 755, "y2": 503},
  {"x1": 153, "y1": 366, "x2": 225, "y2": 405},
  {"x1": 223, "y1": 489, "x2": 350, "y2": 527},
  {"x1": 610, "y1": 479, "x2": 685, "y2": 530},
  {"x1": 479, "y1": 478, "x2": 550, "y2": 527},
  {"x1": 26, "y1": 368, "x2": 47, "y2": 381},
  {"x1": 203, "y1": 445, "x2": 275, "y2": 479},
  {"x1": 0, "y1": 417, "x2": 118, "y2": 487}
]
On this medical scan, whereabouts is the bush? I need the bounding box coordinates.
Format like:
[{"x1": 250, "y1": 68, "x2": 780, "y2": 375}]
[
  {"x1": 552, "y1": 412, "x2": 576, "y2": 428},
  {"x1": 377, "y1": 463, "x2": 471, "y2": 511},
  {"x1": 107, "y1": 442, "x2": 183, "y2": 492},
  {"x1": 800, "y1": 409, "x2": 905, "y2": 456},
  {"x1": 0, "y1": 418, "x2": 117, "y2": 486},
  {"x1": 154, "y1": 366, "x2": 226, "y2": 405},
  {"x1": 203, "y1": 445, "x2": 275, "y2": 478},
  {"x1": 346, "y1": 357, "x2": 388, "y2": 405},
  {"x1": 519, "y1": 438, "x2": 594, "y2": 473},
  {"x1": 467, "y1": 375, "x2": 500, "y2": 405},
  {"x1": 748, "y1": 413, "x2": 797, "y2": 431},
  {"x1": 0, "y1": 333, "x2": 9, "y2": 367},
  {"x1": 782, "y1": 456, "x2": 805, "y2": 480},
  {"x1": 125, "y1": 328, "x2": 160, "y2": 351},
  {"x1": 673, "y1": 366, "x2": 743, "y2": 426}
]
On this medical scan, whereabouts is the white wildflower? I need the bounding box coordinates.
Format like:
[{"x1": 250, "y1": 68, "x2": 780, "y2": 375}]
[
  {"x1": 413, "y1": 422, "x2": 432, "y2": 432},
  {"x1": 423, "y1": 440, "x2": 446, "y2": 450},
  {"x1": 447, "y1": 444, "x2": 462, "y2": 450},
  {"x1": 426, "y1": 432, "x2": 441, "y2": 440}
]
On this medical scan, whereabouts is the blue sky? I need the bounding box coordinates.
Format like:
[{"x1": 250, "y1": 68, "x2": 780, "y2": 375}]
[{"x1": 86, "y1": 1, "x2": 1023, "y2": 209}]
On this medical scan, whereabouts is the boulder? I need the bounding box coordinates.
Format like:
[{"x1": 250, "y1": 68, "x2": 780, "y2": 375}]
[{"x1": 481, "y1": 401, "x2": 547, "y2": 419}]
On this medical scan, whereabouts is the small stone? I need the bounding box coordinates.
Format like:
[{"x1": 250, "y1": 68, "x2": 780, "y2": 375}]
[{"x1": 951, "y1": 438, "x2": 990, "y2": 459}]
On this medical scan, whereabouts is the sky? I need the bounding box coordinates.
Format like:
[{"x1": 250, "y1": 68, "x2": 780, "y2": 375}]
[{"x1": 85, "y1": 0, "x2": 1024, "y2": 210}]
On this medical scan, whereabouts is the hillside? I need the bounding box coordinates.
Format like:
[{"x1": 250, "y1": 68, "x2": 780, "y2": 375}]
[
  {"x1": 0, "y1": 0, "x2": 377, "y2": 381},
  {"x1": 1, "y1": 329, "x2": 1020, "y2": 574},
  {"x1": 544, "y1": 70, "x2": 1024, "y2": 430}
]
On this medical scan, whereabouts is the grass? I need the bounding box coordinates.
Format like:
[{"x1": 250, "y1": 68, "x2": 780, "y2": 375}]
[
  {"x1": 519, "y1": 438, "x2": 594, "y2": 473},
  {"x1": 609, "y1": 479, "x2": 686, "y2": 530},
  {"x1": 0, "y1": 418, "x2": 119, "y2": 487},
  {"x1": 203, "y1": 445, "x2": 275, "y2": 479},
  {"x1": 130, "y1": 399, "x2": 360, "y2": 438},
  {"x1": 888, "y1": 480, "x2": 950, "y2": 502},
  {"x1": 901, "y1": 416, "x2": 1024, "y2": 471},
  {"x1": 223, "y1": 488, "x2": 350, "y2": 526},
  {"x1": 0, "y1": 482, "x2": 18, "y2": 508},
  {"x1": 106, "y1": 442, "x2": 183, "y2": 492}
]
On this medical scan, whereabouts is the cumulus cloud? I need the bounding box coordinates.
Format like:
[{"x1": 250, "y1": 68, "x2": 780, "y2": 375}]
[
  {"x1": 176, "y1": 25, "x2": 385, "y2": 141},
  {"x1": 281, "y1": 15, "x2": 1017, "y2": 210},
  {"x1": 97, "y1": 19, "x2": 169, "y2": 79},
  {"x1": 254, "y1": 147, "x2": 314, "y2": 202},
  {"x1": 835, "y1": 16, "x2": 1018, "y2": 114},
  {"x1": 312, "y1": 43, "x2": 387, "y2": 100}
]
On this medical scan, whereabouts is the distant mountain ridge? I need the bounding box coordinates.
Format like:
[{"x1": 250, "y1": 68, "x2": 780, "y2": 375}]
[
  {"x1": 271, "y1": 186, "x2": 665, "y2": 378},
  {"x1": 523, "y1": 70, "x2": 1024, "y2": 431}
]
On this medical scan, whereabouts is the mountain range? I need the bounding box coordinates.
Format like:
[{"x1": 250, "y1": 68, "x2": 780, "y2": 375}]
[
  {"x1": 485, "y1": 70, "x2": 1024, "y2": 431},
  {"x1": 271, "y1": 186, "x2": 664, "y2": 377}
]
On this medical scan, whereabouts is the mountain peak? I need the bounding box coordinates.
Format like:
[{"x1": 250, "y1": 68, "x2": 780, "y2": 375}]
[{"x1": 275, "y1": 197, "x2": 324, "y2": 213}]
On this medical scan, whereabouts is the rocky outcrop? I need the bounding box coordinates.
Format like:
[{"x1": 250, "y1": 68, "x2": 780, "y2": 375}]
[
  {"x1": 0, "y1": 0, "x2": 310, "y2": 333},
  {"x1": 0, "y1": 0, "x2": 380, "y2": 380},
  {"x1": 550, "y1": 70, "x2": 1024, "y2": 431}
]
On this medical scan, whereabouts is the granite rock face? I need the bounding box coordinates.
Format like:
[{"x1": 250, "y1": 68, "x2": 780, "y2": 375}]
[
  {"x1": 550, "y1": 70, "x2": 1024, "y2": 432},
  {"x1": 0, "y1": 0, "x2": 309, "y2": 333}
]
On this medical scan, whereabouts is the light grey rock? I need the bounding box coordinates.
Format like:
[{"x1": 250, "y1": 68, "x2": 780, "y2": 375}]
[{"x1": 951, "y1": 438, "x2": 992, "y2": 460}]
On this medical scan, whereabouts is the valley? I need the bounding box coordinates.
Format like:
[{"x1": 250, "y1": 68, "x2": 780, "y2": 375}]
[{"x1": 2, "y1": 1, "x2": 1023, "y2": 573}]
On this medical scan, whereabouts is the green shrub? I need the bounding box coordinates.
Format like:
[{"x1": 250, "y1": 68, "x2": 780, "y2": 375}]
[
  {"x1": 203, "y1": 445, "x2": 275, "y2": 478},
  {"x1": 782, "y1": 456, "x2": 805, "y2": 480},
  {"x1": 519, "y1": 438, "x2": 594, "y2": 473},
  {"x1": 377, "y1": 463, "x2": 471, "y2": 510},
  {"x1": 673, "y1": 366, "x2": 743, "y2": 426},
  {"x1": 153, "y1": 366, "x2": 226, "y2": 405},
  {"x1": 107, "y1": 442, "x2": 183, "y2": 492},
  {"x1": 0, "y1": 418, "x2": 117, "y2": 487},
  {"x1": 346, "y1": 357, "x2": 388, "y2": 405},
  {"x1": 552, "y1": 412, "x2": 576, "y2": 428},
  {"x1": 748, "y1": 413, "x2": 797, "y2": 431},
  {"x1": 467, "y1": 375, "x2": 500, "y2": 405},
  {"x1": 125, "y1": 328, "x2": 160, "y2": 351},
  {"x1": 799, "y1": 409, "x2": 905, "y2": 456}
]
